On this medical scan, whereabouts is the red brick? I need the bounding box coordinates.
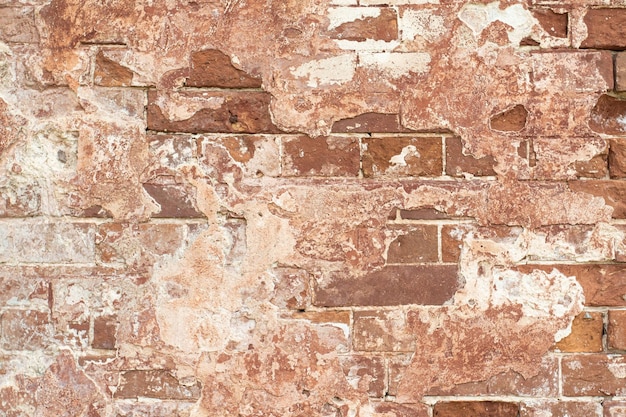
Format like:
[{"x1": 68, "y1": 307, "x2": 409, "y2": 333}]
[
  {"x1": 1, "y1": 309, "x2": 52, "y2": 350},
  {"x1": 589, "y1": 95, "x2": 626, "y2": 135},
  {"x1": 325, "y1": 7, "x2": 397, "y2": 42},
  {"x1": 609, "y1": 139, "x2": 626, "y2": 179},
  {"x1": 114, "y1": 370, "x2": 202, "y2": 400},
  {"x1": 94, "y1": 51, "x2": 133, "y2": 87},
  {"x1": 531, "y1": 8, "x2": 567, "y2": 38},
  {"x1": 92, "y1": 315, "x2": 117, "y2": 350},
  {"x1": 362, "y1": 137, "x2": 443, "y2": 178},
  {"x1": 616, "y1": 52, "x2": 626, "y2": 92},
  {"x1": 0, "y1": 7, "x2": 38, "y2": 43},
  {"x1": 282, "y1": 136, "x2": 360, "y2": 177},
  {"x1": 147, "y1": 90, "x2": 280, "y2": 134},
  {"x1": 562, "y1": 354, "x2": 626, "y2": 396},
  {"x1": 490, "y1": 105, "x2": 528, "y2": 132},
  {"x1": 186, "y1": 49, "x2": 261, "y2": 88},
  {"x1": 445, "y1": 137, "x2": 496, "y2": 177},
  {"x1": 554, "y1": 311, "x2": 603, "y2": 353},
  {"x1": 568, "y1": 180, "x2": 626, "y2": 218},
  {"x1": 608, "y1": 310, "x2": 626, "y2": 351},
  {"x1": 387, "y1": 225, "x2": 438, "y2": 264},
  {"x1": 582, "y1": 9, "x2": 626, "y2": 50},
  {"x1": 332, "y1": 113, "x2": 403, "y2": 133},
  {"x1": 605, "y1": 400, "x2": 626, "y2": 417},
  {"x1": 143, "y1": 181, "x2": 204, "y2": 218},
  {"x1": 433, "y1": 401, "x2": 519, "y2": 417},
  {"x1": 520, "y1": 400, "x2": 601, "y2": 417},
  {"x1": 399, "y1": 207, "x2": 452, "y2": 220},
  {"x1": 371, "y1": 402, "x2": 429, "y2": 417},
  {"x1": 338, "y1": 354, "x2": 385, "y2": 397},
  {"x1": 270, "y1": 267, "x2": 310, "y2": 310},
  {"x1": 353, "y1": 310, "x2": 414, "y2": 352},
  {"x1": 313, "y1": 265, "x2": 458, "y2": 307}
]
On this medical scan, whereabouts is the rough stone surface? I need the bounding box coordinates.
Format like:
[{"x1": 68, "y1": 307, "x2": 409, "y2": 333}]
[{"x1": 0, "y1": 0, "x2": 623, "y2": 415}]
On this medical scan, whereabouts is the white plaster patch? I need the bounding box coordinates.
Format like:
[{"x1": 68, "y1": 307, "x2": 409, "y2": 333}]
[
  {"x1": 389, "y1": 145, "x2": 418, "y2": 166},
  {"x1": 359, "y1": 52, "x2": 431, "y2": 78},
  {"x1": 155, "y1": 93, "x2": 225, "y2": 122},
  {"x1": 291, "y1": 55, "x2": 357, "y2": 88},
  {"x1": 458, "y1": 1, "x2": 535, "y2": 45},
  {"x1": 327, "y1": 7, "x2": 381, "y2": 31},
  {"x1": 400, "y1": 9, "x2": 447, "y2": 43},
  {"x1": 608, "y1": 361, "x2": 626, "y2": 379}
]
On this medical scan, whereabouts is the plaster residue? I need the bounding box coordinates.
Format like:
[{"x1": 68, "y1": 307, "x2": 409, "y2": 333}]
[
  {"x1": 291, "y1": 54, "x2": 357, "y2": 88},
  {"x1": 458, "y1": 2, "x2": 535, "y2": 45}
]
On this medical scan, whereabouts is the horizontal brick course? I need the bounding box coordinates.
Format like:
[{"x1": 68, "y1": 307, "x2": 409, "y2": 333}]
[
  {"x1": 362, "y1": 137, "x2": 442, "y2": 178},
  {"x1": 562, "y1": 354, "x2": 626, "y2": 396},
  {"x1": 582, "y1": 8, "x2": 626, "y2": 50}
]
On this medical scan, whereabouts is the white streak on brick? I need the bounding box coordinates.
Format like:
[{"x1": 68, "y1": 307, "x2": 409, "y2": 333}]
[
  {"x1": 291, "y1": 55, "x2": 356, "y2": 88},
  {"x1": 359, "y1": 52, "x2": 431, "y2": 78}
]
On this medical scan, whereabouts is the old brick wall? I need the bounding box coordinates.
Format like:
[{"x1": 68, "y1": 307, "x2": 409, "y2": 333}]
[{"x1": 2, "y1": 0, "x2": 626, "y2": 416}]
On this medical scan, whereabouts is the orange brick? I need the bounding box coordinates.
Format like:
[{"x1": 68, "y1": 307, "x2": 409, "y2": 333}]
[{"x1": 554, "y1": 311, "x2": 603, "y2": 353}]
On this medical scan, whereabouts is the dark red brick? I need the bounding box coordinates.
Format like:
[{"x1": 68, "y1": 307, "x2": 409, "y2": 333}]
[
  {"x1": 589, "y1": 95, "x2": 626, "y2": 135},
  {"x1": 372, "y1": 402, "x2": 429, "y2": 417},
  {"x1": 338, "y1": 354, "x2": 385, "y2": 397},
  {"x1": 608, "y1": 310, "x2": 626, "y2": 351},
  {"x1": 143, "y1": 182, "x2": 204, "y2": 218},
  {"x1": 554, "y1": 311, "x2": 603, "y2": 353},
  {"x1": 433, "y1": 401, "x2": 519, "y2": 417},
  {"x1": 282, "y1": 136, "x2": 360, "y2": 177},
  {"x1": 186, "y1": 49, "x2": 262, "y2": 88},
  {"x1": 314, "y1": 265, "x2": 458, "y2": 307},
  {"x1": 445, "y1": 137, "x2": 496, "y2": 177},
  {"x1": 92, "y1": 315, "x2": 117, "y2": 350},
  {"x1": 582, "y1": 9, "x2": 626, "y2": 50},
  {"x1": 610, "y1": 139, "x2": 626, "y2": 179},
  {"x1": 94, "y1": 51, "x2": 133, "y2": 87},
  {"x1": 331, "y1": 113, "x2": 410, "y2": 133},
  {"x1": 114, "y1": 370, "x2": 202, "y2": 400},
  {"x1": 531, "y1": 9, "x2": 567, "y2": 38},
  {"x1": 147, "y1": 90, "x2": 280, "y2": 134},
  {"x1": 326, "y1": 7, "x2": 397, "y2": 42},
  {"x1": 400, "y1": 207, "x2": 452, "y2": 220},
  {"x1": 562, "y1": 354, "x2": 626, "y2": 396},
  {"x1": 362, "y1": 137, "x2": 443, "y2": 178},
  {"x1": 387, "y1": 225, "x2": 438, "y2": 264},
  {"x1": 616, "y1": 52, "x2": 626, "y2": 92},
  {"x1": 490, "y1": 105, "x2": 528, "y2": 132}
]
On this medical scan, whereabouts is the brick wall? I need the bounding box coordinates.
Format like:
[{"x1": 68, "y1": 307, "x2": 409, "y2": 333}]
[{"x1": 2, "y1": 0, "x2": 626, "y2": 416}]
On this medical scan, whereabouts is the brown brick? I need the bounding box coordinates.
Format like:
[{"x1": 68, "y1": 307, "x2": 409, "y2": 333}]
[
  {"x1": 387, "y1": 225, "x2": 438, "y2": 264},
  {"x1": 186, "y1": 49, "x2": 261, "y2": 88},
  {"x1": 608, "y1": 310, "x2": 626, "y2": 350},
  {"x1": 353, "y1": 310, "x2": 414, "y2": 352},
  {"x1": 0, "y1": 7, "x2": 38, "y2": 43},
  {"x1": 332, "y1": 112, "x2": 412, "y2": 133},
  {"x1": 92, "y1": 315, "x2": 117, "y2": 350},
  {"x1": 143, "y1": 182, "x2": 204, "y2": 218},
  {"x1": 589, "y1": 95, "x2": 626, "y2": 135},
  {"x1": 617, "y1": 52, "x2": 626, "y2": 92},
  {"x1": 270, "y1": 267, "x2": 310, "y2": 310},
  {"x1": 94, "y1": 51, "x2": 134, "y2": 87},
  {"x1": 520, "y1": 400, "x2": 601, "y2": 417},
  {"x1": 282, "y1": 136, "x2": 359, "y2": 177},
  {"x1": 605, "y1": 400, "x2": 626, "y2": 417},
  {"x1": 326, "y1": 7, "x2": 397, "y2": 42},
  {"x1": 433, "y1": 401, "x2": 519, "y2": 417},
  {"x1": 362, "y1": 137, "x2": 442, "y2": 178},
  {"x1": 147, "y1": 90, "x2": 280, "y2": 134},
  {"x1": 562, "y1": 354, "x2": 626, "y2": 396},
  {"x1": 400, "y1": 207, "x2": 452, "y2": 220},
  {"x1": 554, "y1": 311, "x2": 603, "y2": 353},
  {"x1": 531, "y1": 9, "x2": 567, "y2": 38},
  {"x1": 115, "y1": 370, "x2": 202, "y2": 400},
  {"x1": 1, "y1": 309, "x2": 52, "y2": 350},
  {"x1": 314, "y1": 265, "x2": 458, "y2": 307},
  {"x1": 338, "y1": 354, "x2": 385, "y2": 397},
  {"x1": 371, "y1": 402, "x2": 429, "y2": 417},
  {"x1": 569, "y1": 180, "x2": 626, "y2": 218},
  {"x1": 610, "y1": 139, "x2": 626, "y2": 179},
  {"x1": 582, "y1": 9, "x2": 626, "y2": 50},
  {"x1": 515, "y1": 264, "x2": 626, "y2": 307},
  {"x1": 445, "y1": 137, "x2": 496, "y2": 177},
  {"x1": 490, "y1": 105, "x2": 528, "y2": 132}
]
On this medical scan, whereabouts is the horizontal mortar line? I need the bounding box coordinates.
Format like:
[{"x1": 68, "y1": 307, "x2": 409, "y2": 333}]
[
  {"x1": 307, "y1": 305, "x2": 452, "y2": 312},
  {"x1": 93, "y1": 84, "x2": 154, "y2": 90},
  {"x1": 579, "y1": 306, "x2": 626, "y2": 312},
  {"x1": 0, "y1": 262, "x2": 100, "y2": 267},
  {"x1": 420, "y1": 395, "x2": 606, "y2": 404},
  {"x1": 384, "y1": 262, "x2": 459, "y2": 266},
  {"x1": 0, "y1": 217, "x2": 210, "y2": 226},
  {"x1": 335, "y1": 133, "x2": 456, "y2": 138},
  {"x1": 177, "y1": 86, "x2": 265, "y2": 92},
  {"x1": 387, "y1": 219, "x2": 476, "y2": 225},
  {"x1": 551, "y1": 351, "x2": 626, "y2": 358},
  {"x1": 518, "y1": 260, "x2": 625, "y2": 266},
  {"x1": 609, "y1": 219, "x2": 626, "y2": 225}
]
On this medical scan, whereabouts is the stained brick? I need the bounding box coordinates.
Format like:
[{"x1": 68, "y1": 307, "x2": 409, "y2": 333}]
[
  {"x1": 589, "y1": 95, "x2": 626, "y2": 135},
  {"x1": 186, "y1": 49, "x2": 262, "y2": 88},
  {"x1": 617, "y1": 52, "x2": 626, "y2": 92},
  {"x1": 331, "y1": 112, "x2": 411, "y2": 133},
  {"x1": 515, "y1": 264, "x2": 626, "y2": 307},
  {"x1": 338, "y1": 354, "x2": 385, "y2": 397},
  {"x1": 531, "y1": 8, "x2": 567, "y2": 38},
  {"x1": 582, "y1": 9, "x2": 626, "y2": 50},
  {"x1": 1, "y1": 309, "x2": 52, "y2": 350},
  {"x1": 609, "y1": 139, "x2": 626, "y2": 179},
  {"x1": 114, "y1": 370, "x2": 202, "y2": 400},
  {"x1": 0, "y1": 7, "x2": 38, "y2": 43},
  {"x1": 433, "y1": 401, "x2": 519, "y2": 417},
  {"x1": 554, "y1": 311, "x2": 603, "y2": 353},
  {"x1": 568, "y1": 180, "x2": 626, "y2": 219},
  {"x1": 399, "y1": 207, "x2": 452, "y2": 220},
  {"x1": 604, "y1": 400, "x2": 626, "y2": 417},
  {"x1": 531, "y1": 51, "x2": 613, "y2": 93},
  {"x1": 326, "y1": 7, "x2": 398, "y2": 42},
  {"x1": 362, "y1": 137, "x2": 442, "y2": 178},
  {"x1": 490, "y1": 105, "x2": 527, "y2": 132},
  {"x1": 282, "y1": 136, "x2": 360, "y2": 177},
  {"x1": 94, "y1": 51, "x2": 134, "y2": 87},
  {"x1": 520, "y1": 400, "x2": 601, "y2": 417},
  {"x1": 270, "y1": 267, "x2": 310, "y2": 310},
  {"x1": 562, "y1": 354, "x2": 626, "y2": 396},
  {"x1": 386, "y1": 225, "x2": 438, "y2": 264},
  {"x1": 445, "y1": 137, "x2": 496, "y2": 177},
  {"x1": 353, "y1": 310, "x2": 414, "y2": 352},
  {"x1": 199, "y1": 135, "x2": 280, "y2": 179},
  {"x1": 371, "y1": 402, "x2": 429, "y2": 417},
  {"x1": 143, "y1": 182, "x2": 204, "y2": 218},
  {"x1": 608, "y1": 310, "x2": 626, "y2": 351},
  {"x1": 92, "y1": 315, "x2": 117, "y2": 350},
  {"x1": 147, "y1": 90, "x2": 280, "y2": 134},
  {"x1": 314, "y1": 265, "x2": 458, "y2": 307}
]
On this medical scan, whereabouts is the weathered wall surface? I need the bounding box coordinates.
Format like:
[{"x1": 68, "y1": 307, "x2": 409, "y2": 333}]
[{"x1": 2, "y1": 0, "x2": 626, "y2": 415}]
